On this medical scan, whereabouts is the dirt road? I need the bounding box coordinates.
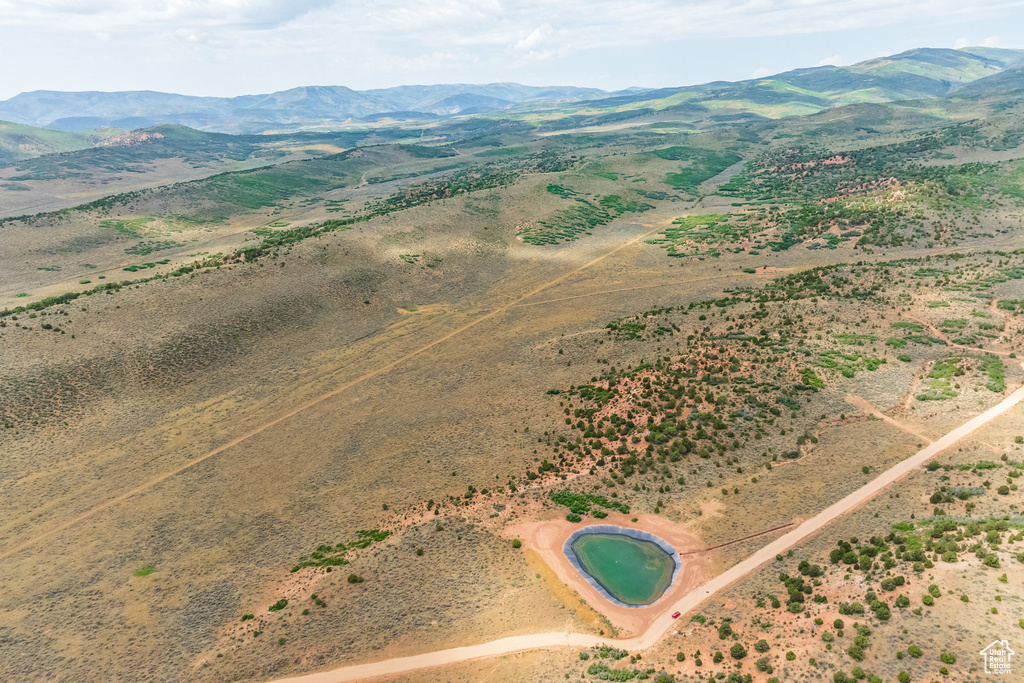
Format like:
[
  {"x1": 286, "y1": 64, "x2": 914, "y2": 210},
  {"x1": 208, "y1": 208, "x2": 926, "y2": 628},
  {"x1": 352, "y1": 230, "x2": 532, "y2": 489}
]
[{"x1": 270, "y1": 372, "x2": 1024, "y2": 683}]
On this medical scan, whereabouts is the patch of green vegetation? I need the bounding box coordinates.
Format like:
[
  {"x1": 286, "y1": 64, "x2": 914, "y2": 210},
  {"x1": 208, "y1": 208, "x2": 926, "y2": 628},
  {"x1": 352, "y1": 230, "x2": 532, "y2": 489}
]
[
  {"x1": 917, "y1": 357, "x2": 962, "y2": 401},
  {"x1": 518, "y1": 194, "x2": 652, "y2": 246},
  {"x1": 474, "y1": 146, "x2": 528, "y2": 158},
  {"x1": 815, "y1": 351, "x2": 885, "y2": 378},
  {"x1": 397, "y1": 144, "x2": 458, "y2": 159},
  {"x1": 551, "y1": 490, "x2": 630, "y2": 518},
  {"x1": 290, "y1": 530, "x2": 390, "y2": 573},
  {"x1": 800, "y1": 368, "x2": 825, "y2": 390},
  {"x1": 134, "y1": 566, "x2": 154, "y2": 577},
  {"x1": 546, "y1": 183, "x2": 577, "y2": 197},
  {"x1": 981, "y1": 354, "x2": 1005, "y2": 392},
  {"x1": 661, "y1": 147, "x2": 741, "y2": 193},
  {"x1": 124, "y1": 240, "x2": 184, "y2": 256},
  {"x1": 100, "y1": 217, "x2": 155, "y2": 237},
  {"x1": 123, "y1": 259, "x2": 170, "y2": 272}
]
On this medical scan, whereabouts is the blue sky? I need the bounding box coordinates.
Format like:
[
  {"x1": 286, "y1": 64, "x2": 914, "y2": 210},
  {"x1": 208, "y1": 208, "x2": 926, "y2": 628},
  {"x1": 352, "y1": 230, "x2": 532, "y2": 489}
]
[{"x1": 1, "y1": 0, "x2": 1023, "y2": 99}]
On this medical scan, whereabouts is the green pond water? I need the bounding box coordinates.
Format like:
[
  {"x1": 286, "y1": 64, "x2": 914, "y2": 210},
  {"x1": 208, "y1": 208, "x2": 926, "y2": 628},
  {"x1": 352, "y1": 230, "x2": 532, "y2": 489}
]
[{"x1": 571, "y1": 533, "x2": 675, "y2": 605}]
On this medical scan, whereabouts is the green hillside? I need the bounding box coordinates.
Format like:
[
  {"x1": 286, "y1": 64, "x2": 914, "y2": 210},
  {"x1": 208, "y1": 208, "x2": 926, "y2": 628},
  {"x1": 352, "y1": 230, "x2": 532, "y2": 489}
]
[
  {"x1": 0, "y1": 120, "x2": 119, "y2": 165},
  {"x1": 516, "y1": 47, "x2": 1024, "y2": 132}
]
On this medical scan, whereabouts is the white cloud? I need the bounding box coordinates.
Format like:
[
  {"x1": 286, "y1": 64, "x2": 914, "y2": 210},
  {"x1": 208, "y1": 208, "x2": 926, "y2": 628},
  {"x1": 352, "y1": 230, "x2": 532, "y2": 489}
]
[
  {"x1": 1, "y1": 0, "x2": 1024, "y2": 97},
  {"x1": 752, "y1": 67, "x2": 771, "y2": 78},
  {"x1": 982, "y1": 35, "x2": 1000, "y2": 46},
  {"x1": 5, "y1": 0, "x2": 1023, "y2": 46},
  {"x1": 817, "y1": 54, "x2": 842, "y2": 66},
  {"x1": 954, "y1": 37, "x2": 971, "y2": 48},
  {"x1": 515, "y1": 24, "x2": 554, "y2": 52}
]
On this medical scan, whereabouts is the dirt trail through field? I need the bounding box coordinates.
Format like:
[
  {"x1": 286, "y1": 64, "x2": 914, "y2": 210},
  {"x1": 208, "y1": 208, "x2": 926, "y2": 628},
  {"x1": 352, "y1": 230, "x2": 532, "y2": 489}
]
[
  {"x1": 0, "y1": 216, "x2": 689, "y2": 562},
  {"x1": 845, "y1": 394, "x2": 932, "y2": 443},
  {"x1": 270, "y1": 370, "x2": 1024, "y2": 683}
]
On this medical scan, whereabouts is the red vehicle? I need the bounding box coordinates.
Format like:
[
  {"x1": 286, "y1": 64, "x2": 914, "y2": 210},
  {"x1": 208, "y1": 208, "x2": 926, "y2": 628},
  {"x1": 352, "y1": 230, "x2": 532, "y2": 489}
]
[{"x1": 671, "y1": 611, "x2": 681, "y2": 619}]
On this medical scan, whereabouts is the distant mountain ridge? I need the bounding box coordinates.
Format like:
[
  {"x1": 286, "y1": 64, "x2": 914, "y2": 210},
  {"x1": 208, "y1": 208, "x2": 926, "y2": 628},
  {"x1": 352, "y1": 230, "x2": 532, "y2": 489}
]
[
  {"x1": 0, "y1": 83, "x2": 615, "y2": 134},
  {"x1": 572, "y1": 47, "x2": 1024, "y2": 113},
  {"x1": 1, "y1": 46, "x2": 1023, "y2": 137}
]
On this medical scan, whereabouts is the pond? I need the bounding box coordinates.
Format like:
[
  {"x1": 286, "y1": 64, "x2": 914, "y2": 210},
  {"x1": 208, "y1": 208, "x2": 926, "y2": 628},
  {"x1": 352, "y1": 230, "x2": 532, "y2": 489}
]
[{"x1": 565, "y1": 526, "x2": 679, "y2": 607}]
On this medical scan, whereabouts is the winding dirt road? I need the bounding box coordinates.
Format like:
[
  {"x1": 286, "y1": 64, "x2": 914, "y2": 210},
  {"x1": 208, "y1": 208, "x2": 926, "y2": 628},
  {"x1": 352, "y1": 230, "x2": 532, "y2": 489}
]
[{"x1": 271, "y1": 372, "x2": 1024, "y2": 683}]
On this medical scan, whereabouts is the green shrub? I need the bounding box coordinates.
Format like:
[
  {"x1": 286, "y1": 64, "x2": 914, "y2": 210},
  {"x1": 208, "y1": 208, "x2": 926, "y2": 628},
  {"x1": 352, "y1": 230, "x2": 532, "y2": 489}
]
[
  {"x1": 268, "y1": 599, "x2": 287, "y2": 612},
  {"x1": 347, "y1": 574, "x2": 364, "y2": 584}
]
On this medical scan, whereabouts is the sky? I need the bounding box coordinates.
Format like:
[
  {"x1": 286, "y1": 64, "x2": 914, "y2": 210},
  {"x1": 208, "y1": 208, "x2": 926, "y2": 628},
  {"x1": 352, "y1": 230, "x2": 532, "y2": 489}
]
[{"x1": 1, "y1": 0, "x2": 1023, "y2": 99}]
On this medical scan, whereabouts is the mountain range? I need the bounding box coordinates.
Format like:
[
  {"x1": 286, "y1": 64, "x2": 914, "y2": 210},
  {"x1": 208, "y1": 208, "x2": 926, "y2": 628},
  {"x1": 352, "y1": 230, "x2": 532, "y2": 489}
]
[
  {"x1": 0, "y1": 83, "x2": 617, "y2": 134},
  {"x1": 0, "y1": 46, "x2": 1023, "y2": 141}
]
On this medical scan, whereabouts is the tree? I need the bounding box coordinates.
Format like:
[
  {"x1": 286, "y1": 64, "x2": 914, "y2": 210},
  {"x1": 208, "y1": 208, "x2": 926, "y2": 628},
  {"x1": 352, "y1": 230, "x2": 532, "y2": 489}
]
[
  {"x1": 898, "y1": 672, "x2": 910, "y2": 683},
  {"x1": 730, "y1": 643, "x2": 747, "y2": 660},
  {"x1": 511, "y1": 539, "x2": 522, "y2": 549},
  {"x1": 718, "y1": 619, "x2": 734, "y2": 639},
  {"x1": 755, "y1": 639, "x2": 770, "y2": 653}
]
